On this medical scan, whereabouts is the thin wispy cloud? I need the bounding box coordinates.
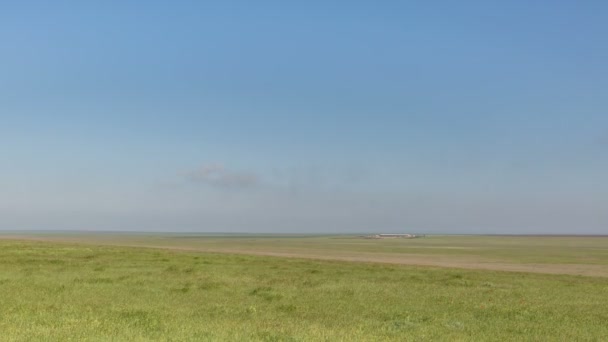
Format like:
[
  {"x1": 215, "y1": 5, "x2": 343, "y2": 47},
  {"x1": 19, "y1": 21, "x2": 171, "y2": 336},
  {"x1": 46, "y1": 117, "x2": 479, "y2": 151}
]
[{"x1": 185, "y1": 163, "x2": 259, "y2": 188}]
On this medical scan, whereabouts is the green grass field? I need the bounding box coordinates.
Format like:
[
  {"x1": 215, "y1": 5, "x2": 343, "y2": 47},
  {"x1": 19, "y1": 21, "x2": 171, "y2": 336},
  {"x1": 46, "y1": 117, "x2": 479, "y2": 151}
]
[
  {"x1": 6, "y1": 233, "x2": 608, "y2": 276},
  {"x1": 1, "y1": 235, "x2": 608, "y2": 341}
]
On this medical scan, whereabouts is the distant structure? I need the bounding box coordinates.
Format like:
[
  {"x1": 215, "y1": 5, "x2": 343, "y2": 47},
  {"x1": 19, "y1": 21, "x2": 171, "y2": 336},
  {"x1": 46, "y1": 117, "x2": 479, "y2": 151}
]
[{"x1": 360, "y1": 233, "x2": 424, "y2": 239}]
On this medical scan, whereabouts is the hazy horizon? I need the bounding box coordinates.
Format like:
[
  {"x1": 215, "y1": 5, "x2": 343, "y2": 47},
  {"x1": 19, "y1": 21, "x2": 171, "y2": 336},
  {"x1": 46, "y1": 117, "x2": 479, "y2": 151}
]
[{"x1": 2, "y1": 2, "x2": 607, "y2": 234}]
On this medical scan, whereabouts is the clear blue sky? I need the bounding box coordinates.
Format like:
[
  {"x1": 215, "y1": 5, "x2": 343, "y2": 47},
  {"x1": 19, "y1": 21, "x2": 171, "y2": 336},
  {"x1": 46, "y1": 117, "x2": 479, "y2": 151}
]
[{"x1": 1, "y1": 1, "x2": 607, "y2": 233}]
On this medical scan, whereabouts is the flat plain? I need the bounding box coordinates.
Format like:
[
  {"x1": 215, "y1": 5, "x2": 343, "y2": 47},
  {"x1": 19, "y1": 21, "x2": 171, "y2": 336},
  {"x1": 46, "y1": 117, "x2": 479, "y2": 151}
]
[{"x1": 1, "y1": 233, "x2": 607, "y2": 340}]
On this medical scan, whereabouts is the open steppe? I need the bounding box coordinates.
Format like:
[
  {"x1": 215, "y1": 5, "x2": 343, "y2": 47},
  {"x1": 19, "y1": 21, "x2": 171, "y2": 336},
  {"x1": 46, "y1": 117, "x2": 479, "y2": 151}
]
[{"x1": 1, "y1": 233, "x2": 607, "y2": 340}]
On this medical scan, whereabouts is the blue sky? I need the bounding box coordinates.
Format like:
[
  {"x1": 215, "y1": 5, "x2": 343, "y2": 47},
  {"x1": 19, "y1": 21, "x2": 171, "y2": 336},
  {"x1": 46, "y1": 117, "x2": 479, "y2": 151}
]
[{"x1": 1, "y1": 1, "x2": 607, "y2": 233}]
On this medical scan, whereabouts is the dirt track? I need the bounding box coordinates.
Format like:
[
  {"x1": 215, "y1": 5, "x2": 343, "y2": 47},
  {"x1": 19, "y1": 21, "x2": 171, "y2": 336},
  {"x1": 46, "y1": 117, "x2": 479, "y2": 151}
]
[
  {"x1": 2, "y1": 235, "x2": 608, "y2": 278},
  {"x1": 139, "y1": 246, "x2": 608, "y2": 278}
]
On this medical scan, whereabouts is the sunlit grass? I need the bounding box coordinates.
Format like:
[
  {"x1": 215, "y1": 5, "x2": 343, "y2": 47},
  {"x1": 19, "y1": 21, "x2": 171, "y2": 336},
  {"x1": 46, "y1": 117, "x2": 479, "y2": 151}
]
[{"x1": 1, "y1": 240, "x2": 607, "y2": 341}]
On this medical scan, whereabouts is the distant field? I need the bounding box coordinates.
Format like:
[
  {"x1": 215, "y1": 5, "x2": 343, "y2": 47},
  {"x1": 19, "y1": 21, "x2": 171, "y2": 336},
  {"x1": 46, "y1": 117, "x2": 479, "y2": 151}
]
[
  {"x1": 1, "y1": 234, "x2": 608, "y2": 340},
  {"x1": 4, "y1": 233, "x2": 608, "y2": 277}
]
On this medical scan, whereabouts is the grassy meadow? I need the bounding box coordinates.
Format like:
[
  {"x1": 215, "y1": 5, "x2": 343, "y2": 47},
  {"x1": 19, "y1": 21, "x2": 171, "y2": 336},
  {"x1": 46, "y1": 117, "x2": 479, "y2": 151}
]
[
  {"x1": 6, "y1": 233, "x2": 608, "y2": 276},
  {"x1": 1, "y1": 236, "x2": 608, "y2": 341}
]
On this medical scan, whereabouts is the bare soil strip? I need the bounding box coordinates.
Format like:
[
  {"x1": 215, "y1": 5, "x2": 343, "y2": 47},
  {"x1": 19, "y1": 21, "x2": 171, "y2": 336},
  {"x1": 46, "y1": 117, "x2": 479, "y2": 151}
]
[{"x1": 3, "y1": 235, "x2": 607, "y2": 278}]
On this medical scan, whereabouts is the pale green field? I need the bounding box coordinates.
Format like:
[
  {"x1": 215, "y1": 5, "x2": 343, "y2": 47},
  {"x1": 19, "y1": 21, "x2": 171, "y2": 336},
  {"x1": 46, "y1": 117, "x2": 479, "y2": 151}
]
[
  {"x1": 7, "y1": 233, "x2": 608, "y2": 276},
  {"x1": 1, "y1": 235, "x2": 608, "y2": 340}
]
